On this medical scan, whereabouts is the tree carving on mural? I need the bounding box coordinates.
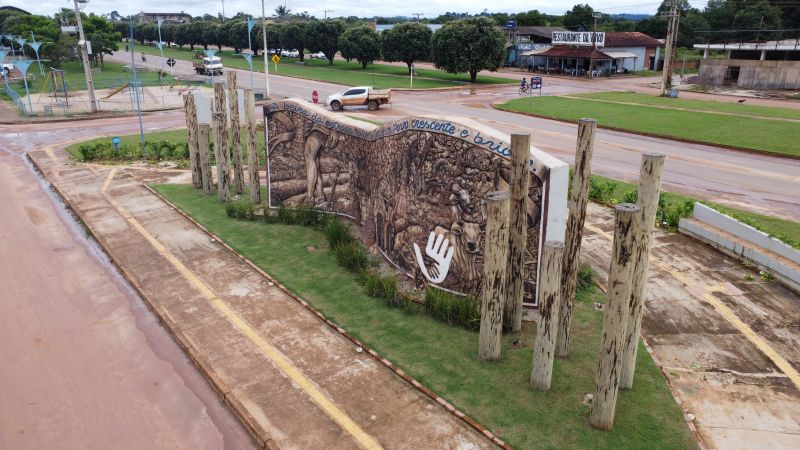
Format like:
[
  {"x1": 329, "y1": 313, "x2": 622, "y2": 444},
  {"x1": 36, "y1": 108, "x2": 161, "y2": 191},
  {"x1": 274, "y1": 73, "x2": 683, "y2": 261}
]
[{"x1": 266, "y1": 101, "x2": 544, "y2": 302}]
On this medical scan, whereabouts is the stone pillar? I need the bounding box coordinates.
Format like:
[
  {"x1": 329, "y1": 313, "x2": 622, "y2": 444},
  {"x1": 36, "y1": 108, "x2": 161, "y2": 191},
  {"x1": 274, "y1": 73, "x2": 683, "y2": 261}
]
[
  {"x1": 182, "y1": 94, "x2": 202, "y2": 188},
  {"x1": 556, "y1": 119, "x2": 597, "y2": 357},
  {"x1": 479, "y1": 190, "x2": 510, "y2": 362},
  {"x1": 530, "y1": 241, "x2": 565, "y2": 391},
  {"x1": 505, "y1": 134, "x2": 530, "y2": 333},
  {"x1": 589, "y1": 203, "x2": 642, "y2": 431},
  {"x1": 620, "y1": 152, "x2": 665, "y2": 390},
  {"x1": 244, "y1": 89, "x2": 261, "y2": 204},
  {"x1": 228, "y1": 71, "x2": 245, "y2": 195}
]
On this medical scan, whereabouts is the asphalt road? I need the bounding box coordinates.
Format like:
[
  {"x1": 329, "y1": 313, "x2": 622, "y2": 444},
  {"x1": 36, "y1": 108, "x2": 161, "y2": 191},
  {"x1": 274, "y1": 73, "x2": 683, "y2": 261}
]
[{"x1": 110, "y1": 50, "x2": 800, "y2": 221}]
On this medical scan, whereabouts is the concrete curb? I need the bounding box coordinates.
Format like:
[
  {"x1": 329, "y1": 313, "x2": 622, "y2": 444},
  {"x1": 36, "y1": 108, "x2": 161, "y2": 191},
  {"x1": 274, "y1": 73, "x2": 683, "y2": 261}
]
[
  {"x1": 143, "y1": 184, "x2": 512, "y2": 450},
  {"x1": 491, "y1": 104, "x2": 800, "y2": 161},
  {"x1": 27, "y1": 154, "x2": 271, "y2": 450}
]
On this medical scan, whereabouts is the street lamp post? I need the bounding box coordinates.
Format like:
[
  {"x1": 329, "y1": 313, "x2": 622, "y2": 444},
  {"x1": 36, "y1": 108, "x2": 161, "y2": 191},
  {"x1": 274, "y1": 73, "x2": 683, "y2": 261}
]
[
  {"x1": 246, "y1": 18, "x2": 256, "y2": 89},
  {"x1": 73, "y1": 0, "x2": 98, "y2": 113},
  {"x1": 28, "y1": 32, "x2": 44, "y2": 76},
  {"x1": 261, "y1": 0, "x2": 270, "y2": 99},
  {"x1": 129, "y1": 19, "x2": 145, "y2": 144}
]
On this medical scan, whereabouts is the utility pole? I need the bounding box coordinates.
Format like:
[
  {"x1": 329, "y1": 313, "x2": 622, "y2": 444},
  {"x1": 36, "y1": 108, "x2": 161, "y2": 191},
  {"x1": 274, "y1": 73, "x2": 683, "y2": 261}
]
[
  {"x1": 590, "y1": 12, "x2": 602, "y2": 78},
  {"x1": 261, "y1": 0, "x2": 270, "y2": 99},
  {"x1": 73, "y1": 0, "x2": 98, "y2": 113},
  {"x1": 412, "y1": 13, "x2": 423, "y2": 21},
  {"x1": 324, "y1": 10, "x2": 335, "y2": 20},
  {"x1": 220, "y1": 0, "x2": 226, "y2": 20},
  {"x1": 659, "y1": 1, "x2": 680, "y2": 96}
]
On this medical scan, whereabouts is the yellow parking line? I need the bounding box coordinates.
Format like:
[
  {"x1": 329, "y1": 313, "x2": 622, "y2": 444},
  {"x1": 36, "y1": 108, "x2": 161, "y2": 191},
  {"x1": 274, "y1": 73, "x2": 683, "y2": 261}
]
[{"x1": 100, "y1": 172, "x2": 383, "y2": 450}]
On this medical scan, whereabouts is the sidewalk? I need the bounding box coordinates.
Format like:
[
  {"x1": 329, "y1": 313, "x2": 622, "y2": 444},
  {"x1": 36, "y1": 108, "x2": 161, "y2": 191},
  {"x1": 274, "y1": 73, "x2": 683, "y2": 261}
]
[{"x1": 29, "y1": 148, "x2": 498, "y2": 450}]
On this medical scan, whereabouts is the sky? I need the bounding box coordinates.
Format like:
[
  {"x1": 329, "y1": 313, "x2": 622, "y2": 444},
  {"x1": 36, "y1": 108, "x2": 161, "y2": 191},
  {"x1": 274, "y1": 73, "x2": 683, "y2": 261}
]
[{"x1": 3, "y1": 1, "x2": 671, "y2": 20}]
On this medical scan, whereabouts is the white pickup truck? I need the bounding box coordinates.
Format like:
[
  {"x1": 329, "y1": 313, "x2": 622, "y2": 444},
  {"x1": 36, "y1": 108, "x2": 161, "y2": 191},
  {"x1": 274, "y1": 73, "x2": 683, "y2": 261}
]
[
  {"x1": 193, "y1": 56, "x2": 224, "y2": 76},
  {"x1": 326, "y1": 86, "x2": 391, "y2": 111}
]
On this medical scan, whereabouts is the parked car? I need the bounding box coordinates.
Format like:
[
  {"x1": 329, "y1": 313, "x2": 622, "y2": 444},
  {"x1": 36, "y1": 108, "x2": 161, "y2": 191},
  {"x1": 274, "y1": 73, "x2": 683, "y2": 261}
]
[
  {"x1": 326, "y1": 86, "x2": 391, "y2": 111},
  {"x1": 310, "y1": 52, "x2": 327, "y2": 60}
]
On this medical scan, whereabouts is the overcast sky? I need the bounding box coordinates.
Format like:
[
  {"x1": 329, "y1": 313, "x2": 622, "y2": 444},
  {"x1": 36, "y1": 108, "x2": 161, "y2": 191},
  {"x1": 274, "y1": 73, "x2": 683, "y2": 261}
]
[{"x1": 4, "y1": 1, "x2": 670, "y2": 20}]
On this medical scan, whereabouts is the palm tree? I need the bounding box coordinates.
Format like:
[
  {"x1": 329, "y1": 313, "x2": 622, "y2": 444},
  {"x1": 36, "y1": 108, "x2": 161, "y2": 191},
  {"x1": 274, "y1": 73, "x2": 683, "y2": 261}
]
[{"x1": 274, "y1": 5, "x2": 291, "y2": 17}]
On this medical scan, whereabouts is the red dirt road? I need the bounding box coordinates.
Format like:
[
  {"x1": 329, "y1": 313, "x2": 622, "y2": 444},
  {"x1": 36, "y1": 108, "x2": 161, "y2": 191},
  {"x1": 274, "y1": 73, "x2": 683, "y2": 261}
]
[{"x1": 0, "y1": 144, "x2": 256, "y2": 448}]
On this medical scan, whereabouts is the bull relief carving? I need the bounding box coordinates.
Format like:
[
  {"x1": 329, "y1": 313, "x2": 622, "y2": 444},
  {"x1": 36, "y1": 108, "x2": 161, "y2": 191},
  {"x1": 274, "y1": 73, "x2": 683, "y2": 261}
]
[{"x1": 265, "y1": 100, "x2": 547, "y2": 303}]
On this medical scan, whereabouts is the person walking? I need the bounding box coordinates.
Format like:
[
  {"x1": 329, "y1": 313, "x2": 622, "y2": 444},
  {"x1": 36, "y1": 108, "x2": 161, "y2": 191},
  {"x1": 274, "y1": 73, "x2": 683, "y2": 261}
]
[{"x1": 141, "y1": 52, "x2": 146, "y2": 63}]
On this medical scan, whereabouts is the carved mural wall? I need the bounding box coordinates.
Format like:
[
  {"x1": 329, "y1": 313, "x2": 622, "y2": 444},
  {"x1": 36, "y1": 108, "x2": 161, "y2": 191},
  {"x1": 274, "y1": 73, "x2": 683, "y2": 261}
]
[{"x1": 265, "y1": 100, "x2": 551, "y2": 303}]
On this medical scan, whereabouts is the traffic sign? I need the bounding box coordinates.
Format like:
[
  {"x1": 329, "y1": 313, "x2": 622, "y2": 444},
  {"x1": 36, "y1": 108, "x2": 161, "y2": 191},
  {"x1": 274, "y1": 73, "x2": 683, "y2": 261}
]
[
  {"x1": 271, "y1": 54, "x2": 281, "y2": 64},
  {"x1": 531, "y1": 76, "x2": 542, "y2": 89},
  {"x1": 166, "y1": 57, "x2": 176, "y2": 67}
]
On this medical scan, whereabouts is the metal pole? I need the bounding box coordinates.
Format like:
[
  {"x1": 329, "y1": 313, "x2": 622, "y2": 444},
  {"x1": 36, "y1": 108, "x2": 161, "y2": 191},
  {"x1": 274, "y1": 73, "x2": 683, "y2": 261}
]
[
  {"x1": 73, "y1": 0, "x2": 98, "y2": 113},
  {"x1": 157, "y1": 18, "x2": 165, "y2": 106},
  {"x1": 261, "y1": 0, "x2": 270, "y2": 99},
  {"x1": 248, "y1": 18, "x2": 255, "y2": 89},
  {"x1": 129, "y1": 19, "x2": 145, "y2": 145}
]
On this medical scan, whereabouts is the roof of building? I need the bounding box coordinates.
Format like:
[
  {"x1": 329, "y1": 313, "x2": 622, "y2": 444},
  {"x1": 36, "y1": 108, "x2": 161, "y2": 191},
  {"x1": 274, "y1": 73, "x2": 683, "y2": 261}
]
[
  {"x1": 501, "y1": 26, "x2": 569, "y2": 38},
  {"x1": 539, "y1": 47, "x2": 611, "y2": 59},
  {"x1": 604, "y1": 32, "x2": 661, "y2": 48},
  {"x1": 694, "y1": 40, "x2": 800, "y2": 51},
  {"x1": 139, "y1": 11, "x2": 192, "y2": 17},
  {"x1": 0, "y1": 5, "x2": 31, "y2": 15}
]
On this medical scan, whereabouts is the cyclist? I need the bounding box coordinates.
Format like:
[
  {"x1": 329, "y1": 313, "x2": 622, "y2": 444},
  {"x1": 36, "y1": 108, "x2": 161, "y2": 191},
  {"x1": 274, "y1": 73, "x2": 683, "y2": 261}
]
[{"x1": 520, "y1": 77, "x2": 527, "y2": 90}]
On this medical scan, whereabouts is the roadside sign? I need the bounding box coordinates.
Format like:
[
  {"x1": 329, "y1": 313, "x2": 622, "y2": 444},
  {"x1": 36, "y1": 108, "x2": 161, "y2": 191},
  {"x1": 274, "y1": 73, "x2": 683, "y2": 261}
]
[
  {"x1": 111, "y1": 136, "x2": 121, "y2": 152},
  {"x1": 531, "y1": 76, "x2": 542, "y2": 89},
  {"x1": 271, "y1": 54, "x2": 280, "y2": 64},
  {"x1": 166, "y1": 57, "x2": 176, "y2": 67},
  {"x1": 312, "y1": 90, "x2": 319, "y2": 104}
]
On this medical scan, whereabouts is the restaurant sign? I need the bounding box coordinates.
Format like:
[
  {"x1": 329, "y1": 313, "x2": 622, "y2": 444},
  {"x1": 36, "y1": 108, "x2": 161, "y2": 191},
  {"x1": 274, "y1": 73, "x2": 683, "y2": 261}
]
[{"x1": 551, "y1": 31, "x2": 605, "y2": 47}]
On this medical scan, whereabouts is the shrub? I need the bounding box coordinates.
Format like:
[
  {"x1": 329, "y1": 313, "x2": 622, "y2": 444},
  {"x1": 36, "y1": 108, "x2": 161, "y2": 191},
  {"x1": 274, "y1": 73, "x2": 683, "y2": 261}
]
[
  {"x1": 225, "y1": 200, "x2": 255, "y2": 220},
  {"x1": 576, "y1": 262, "x2": 595, "y2": 293},
  {"x1": 335, "y1": 241, "x2": 370, "y2": 272},
  {"x1": 656, "y1": 199, "x2": 694, "y2": 229},
  {"x1": 361, "y1": 269, "x2": 398, "y2": 303},
  {"x1": 424, "y1": 287, "x2": 480, "y2": 331},
  {"x1": 588, "y1": 177, "x2": 616, "y2": 204},
  {"x1": 295, "y1": 206, "x2": 325, "y2": 227},
  {"x1": 621, "y1": 189, "x2": 638, "y2": 204},
  {"x1": 324, "y1": 216, "x2": 355, "y2": 248},
  {"x1": 277, "y1": 204, "x2": 296, "y2": 224}
]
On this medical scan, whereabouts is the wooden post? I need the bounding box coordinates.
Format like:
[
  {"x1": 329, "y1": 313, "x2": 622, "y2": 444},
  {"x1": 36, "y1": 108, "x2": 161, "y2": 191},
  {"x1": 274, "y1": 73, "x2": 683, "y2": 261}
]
[
  {"x1": 530, "y1": 241, "x2": 565, "y2": 391},
  {"x1": 213, "y1": 84, "x2": 231, "y2": 202},
  {"x1": 182, "y1": 94, "x2": 202, "y2": 189},
  {"x1": 505, "y1": 134, "x2": 530, "y2": 333},
  {"x1": 479, "y1": 190, "x2": 510, "y2": 362},
  {"x1": 556, "y1": 118, "x2": 597, "y2": 357},
  {"x1": 228, "y1": 71, "x2": 245, "y2": 195},
  {"x1": 197, "y1": 124, "x2": 213, "y2": 195},
  {"x1": 589, "y1": 203, "x2": 642, "y2": 431},
  {"x1": 244, "y1": 89, "x2": 261, "y2": 204},
  {"x1": 620, "y1": 152, "x2": 666, "y2": 390}
]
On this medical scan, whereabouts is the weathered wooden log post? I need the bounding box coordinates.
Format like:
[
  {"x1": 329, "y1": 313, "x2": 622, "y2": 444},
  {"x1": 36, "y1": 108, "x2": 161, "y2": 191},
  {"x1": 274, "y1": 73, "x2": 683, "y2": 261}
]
[
  {"x1": 530, "y1": 241, "x2": 565, "y2": 391},
  {"x1": 505, "y1": 134, "x2": 530, "y2": 333},
  {"x1": 589, "y1": 203, "x2": 643, "y2": 431},
  {"x1": 244, "y1": 89, "x2": 261, "y2": 205},
  {"x1": 213, "y1": 83, "x2": 231, "y2": 202},
  {"x1": 620, "y1": 152, "x2": 666, "y2": 390},
  {"x1": 197, "y1": 124, "x2": 213, "y2": 195},
  {"x1": 227, "y1": 71, "x2": 245, "y2": 195},
  {"x1": 182, "y1": 94, "x2": 202, "y2": 189},
  {"x1": 479, "y1": 191, "x2": 510, "y2": 362},
  {"x1": 556, "y1": 118, "x2": 597, "y2": 357}
]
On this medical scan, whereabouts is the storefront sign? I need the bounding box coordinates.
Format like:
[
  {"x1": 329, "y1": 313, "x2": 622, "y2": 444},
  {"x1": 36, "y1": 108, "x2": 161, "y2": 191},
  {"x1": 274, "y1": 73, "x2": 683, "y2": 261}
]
[{"x1": 551, "y1": 31, "x2": 605, "y2": 47}]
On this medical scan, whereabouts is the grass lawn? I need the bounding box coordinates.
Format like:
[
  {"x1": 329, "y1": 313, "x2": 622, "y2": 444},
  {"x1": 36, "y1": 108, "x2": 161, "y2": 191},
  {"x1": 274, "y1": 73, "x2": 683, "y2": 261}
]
[
  {"x1": 152, "y1": 182, "x2": 697, "y2": 450},
  {"x1": 132, "y1": 42, "x2": 515, "y2": 89},
  {"x1": 570, "y1": 92, "x2": 800, "y2": 120},
  {"x1": 592, "y1": 174, "x2": 800, "y2": 249},
  {"x1": 497, "y1": 96, "x2": 799, "y2": 157}
]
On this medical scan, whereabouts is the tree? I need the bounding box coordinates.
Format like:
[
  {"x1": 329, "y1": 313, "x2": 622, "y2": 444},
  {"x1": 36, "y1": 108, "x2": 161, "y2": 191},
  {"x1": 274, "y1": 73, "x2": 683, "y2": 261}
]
[
  {"x1": 431, "y1": 17, "x2": 505, "y2": 83},
  {"x1": 733, "y1": 1, "x2": 782, "y2": 41},
  {"x1": 339, "y1": 26, "x2": 381, "y2": 69},
  {"x1": 83, "y1": 14, "x2": 120, "y2": 67},
  {"x1": 280, "y1": 22, "x2": 307, "y2": 61},
  {"x1": 677, "y1": 12, "x2": 709, "y2": 47},
  {"x1": 381, "y1": 22, "x2": 432, "y2": 74},
  {"x1": 275, "y1": 5, "x2": 291, "y2": 18},
  {"x1": 514, "y1": 10, "x2": 548, "y2": 26},
  {"x1": 563, "y1": 4, "x2": 595, "y2": 29},
  {"x1": 306, "y1": 20, "x2": 344, "y2": 64}
]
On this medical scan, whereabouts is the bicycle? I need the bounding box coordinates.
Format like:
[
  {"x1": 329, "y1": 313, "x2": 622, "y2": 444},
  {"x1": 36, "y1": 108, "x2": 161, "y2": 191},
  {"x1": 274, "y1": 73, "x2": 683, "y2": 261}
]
[{"x1": 518, "y1": 85, "x2": 531, "y2": 95}]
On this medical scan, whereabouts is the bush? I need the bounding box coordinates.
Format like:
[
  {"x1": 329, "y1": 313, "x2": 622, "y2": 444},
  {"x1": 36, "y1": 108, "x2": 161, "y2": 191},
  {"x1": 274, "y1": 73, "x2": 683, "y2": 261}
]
[
  {"x1": 324, "y1": 216, "x2": 355, "y2": 248},
  {"x1": 361, "y1": 269, "x2": 398, "y2": 303},
  {"x1": 424, "y1": 287, "x2": 480, "y2": 331},
  {"x1": 76, "y1": 140, "x2": 188, "y2": 162},
  {"x1": 621, "y1": 189, "x2": 638, "y2": 204},
  {"x1": 656, "y1": 199, "x2": 694, "y2": 229},
  {"x1": 226, "y1": 200, "x2": 255, "y2": 220},
  {"x1": 576, "y1": 262, "x2": 595, "y2": 293},
  {"x1": 588, "y1": 177, "x2": 616, "y2": 204},
  {"x1": 335, "y1": 241, "x2": 370, "y2": 272}
]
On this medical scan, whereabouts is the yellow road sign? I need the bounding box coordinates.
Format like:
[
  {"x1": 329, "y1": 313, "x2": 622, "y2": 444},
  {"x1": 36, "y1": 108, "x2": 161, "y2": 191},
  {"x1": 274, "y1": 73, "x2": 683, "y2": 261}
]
[{"x1": 271, "y1": 54, "x2": 281, "y2": 64}]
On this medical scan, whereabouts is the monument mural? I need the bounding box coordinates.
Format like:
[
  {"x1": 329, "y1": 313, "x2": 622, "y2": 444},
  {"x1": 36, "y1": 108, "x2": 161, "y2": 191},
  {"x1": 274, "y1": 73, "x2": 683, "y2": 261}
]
[{"x1": 265, "y1": 100, "x2": 567, "y2": 304}]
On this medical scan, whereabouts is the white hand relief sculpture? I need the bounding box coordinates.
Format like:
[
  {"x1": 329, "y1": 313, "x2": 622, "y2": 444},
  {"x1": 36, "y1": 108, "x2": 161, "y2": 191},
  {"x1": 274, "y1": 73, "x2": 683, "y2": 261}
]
[{"x1": 413, "y1": 231, "x2": 455, "y2": 284}]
